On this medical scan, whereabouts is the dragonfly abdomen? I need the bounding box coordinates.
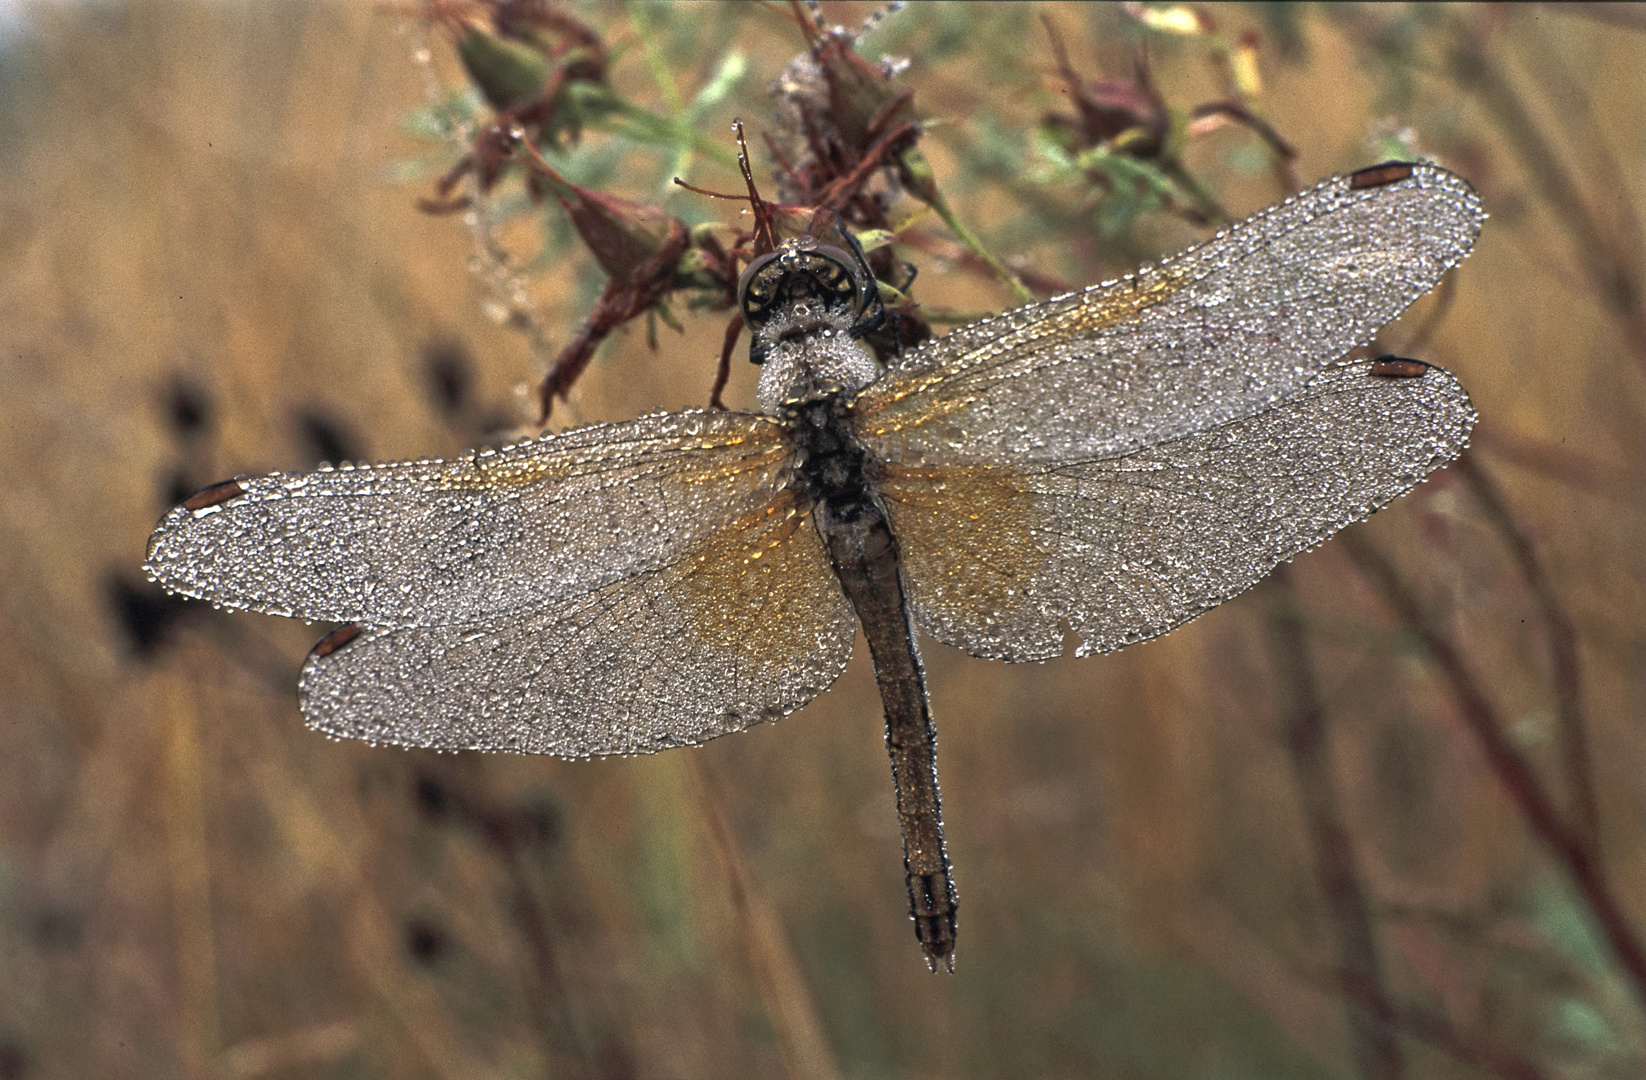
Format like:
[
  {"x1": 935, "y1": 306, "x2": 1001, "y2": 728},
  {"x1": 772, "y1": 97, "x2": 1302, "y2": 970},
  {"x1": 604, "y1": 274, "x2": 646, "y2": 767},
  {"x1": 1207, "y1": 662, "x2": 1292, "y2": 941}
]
[{"x1": 794, "y1": 393, "x2": 960, "y2": 972}]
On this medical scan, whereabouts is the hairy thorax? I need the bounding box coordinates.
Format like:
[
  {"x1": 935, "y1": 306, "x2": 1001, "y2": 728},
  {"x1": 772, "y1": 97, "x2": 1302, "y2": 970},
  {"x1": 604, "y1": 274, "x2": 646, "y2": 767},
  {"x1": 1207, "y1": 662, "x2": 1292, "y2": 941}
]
[{"x1": 754, "y1": 304, "x2": 883, "y2": 413}]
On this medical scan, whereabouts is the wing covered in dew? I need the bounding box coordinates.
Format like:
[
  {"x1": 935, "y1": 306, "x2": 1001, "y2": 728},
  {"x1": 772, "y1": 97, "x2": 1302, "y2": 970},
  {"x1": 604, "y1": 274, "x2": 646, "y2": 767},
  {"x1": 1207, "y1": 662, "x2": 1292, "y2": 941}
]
[
  {"x1": 144, "y1": 410, "x2": 791, "y2": 627},
  {"x1": 877, "y1": 360, "x2": 1474, "y2": 661},
  {"x1": 298, "y1": 486, "x2": 857, "y2": 756},
  {"x1": 855, "y1": 164, "x2": 1484, "y2": 466}
]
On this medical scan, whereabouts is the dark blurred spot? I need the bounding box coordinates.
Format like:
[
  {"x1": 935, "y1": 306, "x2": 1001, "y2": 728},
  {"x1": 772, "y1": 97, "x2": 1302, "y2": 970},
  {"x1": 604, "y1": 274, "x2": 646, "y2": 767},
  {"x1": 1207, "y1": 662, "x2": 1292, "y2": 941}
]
[
  {"x1": 1374, "y1": 721, "x2": 1430, "y2": 808},
  {"x1": 481, "y1": 798, "x2": 564, "y2": 853},
  {"x1": 163, "y1": 467, "x2": 200, "y2": 509},
  {"x1": 594, "y1": 1037, "x2": 638, "y2": 1080},
  {"x1": 405, "y1": 917, "x2": 448, "y2": 966},
  {"x1": 1371, "y1": 717, "x2": 1451, "y2": 877},
  {"x1": 294, "y1": 409, "x2": 362, "y2": 468},
  {"x1": 1252, "y1": 3, "x2": 1308, "y2": 58},
  {"x1": 413, "y1": 773, "x2": 451, "y2": 822},
  {"x1": 514, "y1": 798, "x2": 562, "y2": 852},
  {"x1": 423, "y1": 341, "x2": 473, "y2": 419},
  {"x1": 31, "y1": 905, "x2": 83, "y2": 950},
  {"x1": 163, "y1": 376, "x2": 212, "y2": 442},
  {"x1": 106, "y1": 571, "x2": 194, "y2": 659},
  {"x1": 0, "y1": 1040, "x2": 26, "y2": 1080},
  {"x1": 476, "y1": 409, "x2": 522, "y2": 446}
]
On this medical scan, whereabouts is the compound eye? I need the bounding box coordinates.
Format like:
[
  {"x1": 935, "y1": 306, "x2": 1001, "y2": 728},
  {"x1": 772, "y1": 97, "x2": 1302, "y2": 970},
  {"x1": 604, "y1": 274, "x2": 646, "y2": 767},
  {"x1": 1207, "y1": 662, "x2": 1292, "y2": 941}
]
[
  {"x1": 736, "y1": 250, "x2": 785, "y2": 329},
  {"x1": 810, "y1": 243, "x2": 864, "y2": 302},
  {"x1": 737, "y1": 243, "x2": 866, "y2": 332}
]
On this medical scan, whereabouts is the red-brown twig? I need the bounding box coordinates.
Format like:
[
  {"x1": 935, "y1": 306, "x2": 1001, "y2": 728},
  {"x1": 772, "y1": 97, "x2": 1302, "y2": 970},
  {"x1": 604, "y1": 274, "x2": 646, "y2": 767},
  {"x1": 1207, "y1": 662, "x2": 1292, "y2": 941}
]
[
  {"x1": 709, "y1": 314, "x2": 744, "y2": 410},
  {"x1": 411, "y1": 762, "x2": 632, "y2": 1080},
  {"x1": 1454, "y1": 452, "x2": 1597, "y2": 848},
  {"x1": 1335, "y1": 973, "x2": 1553, "y2": 1080},
  {"x1": 1338, "y1": 531, "x2": 1646, "y2": 1012},
  {"x1": 1267, "y1": 566, "x2": 1406, "y2": 1080},
  {"x1": 894, "y1": 230, "x2": 1074, "y2": 297},
  {"x1": 686, "y1": 756, "x2": 842, "y2": 1080}
]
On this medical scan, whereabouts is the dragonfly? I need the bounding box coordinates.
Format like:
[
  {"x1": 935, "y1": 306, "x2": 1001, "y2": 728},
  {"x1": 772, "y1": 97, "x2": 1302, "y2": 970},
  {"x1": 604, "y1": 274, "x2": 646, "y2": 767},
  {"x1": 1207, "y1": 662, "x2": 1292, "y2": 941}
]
[{"x1": 146, "y1": 161, "x2": 1483, "y2": 971}]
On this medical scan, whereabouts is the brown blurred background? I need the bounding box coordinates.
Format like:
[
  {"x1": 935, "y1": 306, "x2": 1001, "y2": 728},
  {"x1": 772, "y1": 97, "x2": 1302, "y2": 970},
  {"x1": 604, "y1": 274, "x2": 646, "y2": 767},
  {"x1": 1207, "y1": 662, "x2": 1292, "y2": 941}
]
[{"x1": 3, "y1": 3, "x2": 1646, "y2": 1078}]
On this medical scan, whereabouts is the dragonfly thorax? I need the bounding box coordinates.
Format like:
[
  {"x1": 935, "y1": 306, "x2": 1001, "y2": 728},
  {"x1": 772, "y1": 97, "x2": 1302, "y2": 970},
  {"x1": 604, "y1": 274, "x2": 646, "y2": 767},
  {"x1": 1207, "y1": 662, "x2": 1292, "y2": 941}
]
[
  {"x1": 783, "y1": 393, "x2": 881, "y2": 523},
  {"x1": 754, "y1": 303, "x2": 882, "y2": 412}
]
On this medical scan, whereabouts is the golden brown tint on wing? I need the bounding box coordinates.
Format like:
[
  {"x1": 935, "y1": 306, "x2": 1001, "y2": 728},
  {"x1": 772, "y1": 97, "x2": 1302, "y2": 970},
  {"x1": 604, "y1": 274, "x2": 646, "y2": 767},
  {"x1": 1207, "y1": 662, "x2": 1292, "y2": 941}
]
[
  {"x1": 677, "y1": 488, "x2": 843, "y2": 652},
  {"x1": 858, "y1": 267, "x2": 1193, "y2": 434},
  {"x1": 855, "y1": 165, "x2": 1485, "y2": 469},
  {"x1": 298, "y1": 483, "x2": 857, "y2": 756},
  {"x1": 877, "y1": 460, "x2": 1056, "y2": 656},
  {"x1": 877, "y1": 362, "x2": 1477, "y2": 662},
  {"x1": 853, "y1": 166, "x2": 1484, "y2": 662}
]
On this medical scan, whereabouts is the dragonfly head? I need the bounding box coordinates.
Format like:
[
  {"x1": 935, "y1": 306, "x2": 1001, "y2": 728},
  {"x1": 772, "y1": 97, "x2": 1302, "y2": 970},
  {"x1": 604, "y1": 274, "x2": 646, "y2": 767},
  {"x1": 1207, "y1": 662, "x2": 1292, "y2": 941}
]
[
  {"x1": 743, "y1": 236, "x2": 884, "y2": 412},
  {"x1": 739, "y1": 239, "x2": 863, "y2": 329}
]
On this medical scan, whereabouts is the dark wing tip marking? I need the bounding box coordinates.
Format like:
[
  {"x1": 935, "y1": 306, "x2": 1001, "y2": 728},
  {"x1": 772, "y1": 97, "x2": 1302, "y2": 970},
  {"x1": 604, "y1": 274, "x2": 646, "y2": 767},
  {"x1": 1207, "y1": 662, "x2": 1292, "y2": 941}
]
[
  {"x1": 181, "y1": 478, "x2": 247, "y2": 510},
  {"x1": 1348, "y1": 161, "x2": 1418, "y2": 190},
  {"x1": 310, "y1": 623, "x2": 364, "y2": 659},
  {"x1": 1367, "y1": 355, "x2": 1433, "y2": 378}
]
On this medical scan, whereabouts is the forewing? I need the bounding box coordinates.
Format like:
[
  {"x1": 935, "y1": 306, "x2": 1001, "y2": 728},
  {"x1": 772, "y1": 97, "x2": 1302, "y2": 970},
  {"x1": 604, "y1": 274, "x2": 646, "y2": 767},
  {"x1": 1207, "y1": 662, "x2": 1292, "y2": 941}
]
[
  {"x1": 880, "y1": 361, "x2": 1474, "y2": 661},
  {"x1": 145, "y1": 411, "x2": 788, "y2": 627},
  {"x1": 856, "y1": 164, "x2": 1483, "y2": 465},
  {"x1": 298, "y1": 488, "x2": 856, "y2": 756}
]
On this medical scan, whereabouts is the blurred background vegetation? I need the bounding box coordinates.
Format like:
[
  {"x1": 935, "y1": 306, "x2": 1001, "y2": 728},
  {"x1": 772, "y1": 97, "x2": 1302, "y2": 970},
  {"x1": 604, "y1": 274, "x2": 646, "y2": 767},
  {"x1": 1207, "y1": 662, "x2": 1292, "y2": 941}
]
[{"x1": 3, "y1": 2, "x2": 1646, "y2": 1078}]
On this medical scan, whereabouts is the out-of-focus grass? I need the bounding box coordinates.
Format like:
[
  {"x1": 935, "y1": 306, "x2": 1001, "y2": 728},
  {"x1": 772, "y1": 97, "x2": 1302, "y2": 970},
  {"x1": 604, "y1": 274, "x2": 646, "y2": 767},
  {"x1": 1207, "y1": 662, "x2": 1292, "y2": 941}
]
[{"x1": 2, "y1": 3, "x2": 1645, "y2": 1079}]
